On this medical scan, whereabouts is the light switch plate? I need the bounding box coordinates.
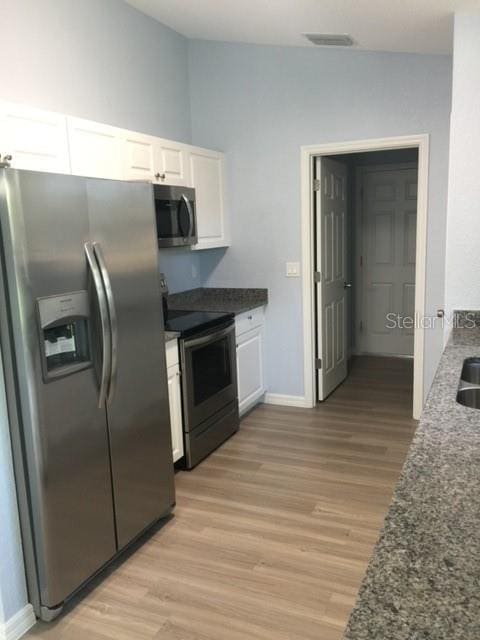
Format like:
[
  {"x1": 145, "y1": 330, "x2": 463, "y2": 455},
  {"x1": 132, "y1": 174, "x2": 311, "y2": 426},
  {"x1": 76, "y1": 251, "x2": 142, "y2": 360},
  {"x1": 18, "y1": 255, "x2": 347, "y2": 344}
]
[{"x1": 286, "y1": 262, "x2": 300, "y2": 277}]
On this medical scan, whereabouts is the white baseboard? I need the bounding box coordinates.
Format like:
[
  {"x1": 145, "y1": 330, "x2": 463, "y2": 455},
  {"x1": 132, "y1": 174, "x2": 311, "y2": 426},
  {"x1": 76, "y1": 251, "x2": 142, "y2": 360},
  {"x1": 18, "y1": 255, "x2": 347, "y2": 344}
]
[
  {"x1": 1, "y1": 605, "x2": 36, "y2": 640},
  {"x1": 263, "y1": 393, "x2": 311, "y2": 408}
]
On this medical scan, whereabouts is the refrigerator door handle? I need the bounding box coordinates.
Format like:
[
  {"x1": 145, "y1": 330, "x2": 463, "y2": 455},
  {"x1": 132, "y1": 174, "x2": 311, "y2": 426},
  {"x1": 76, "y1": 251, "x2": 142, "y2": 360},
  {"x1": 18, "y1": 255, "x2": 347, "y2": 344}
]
[
  {"x1": 93, "y1": 242, "x2": 118, "y2": 405},
  {"x1": 85, "y1": 242, "x2": 111, "y2": 408}
]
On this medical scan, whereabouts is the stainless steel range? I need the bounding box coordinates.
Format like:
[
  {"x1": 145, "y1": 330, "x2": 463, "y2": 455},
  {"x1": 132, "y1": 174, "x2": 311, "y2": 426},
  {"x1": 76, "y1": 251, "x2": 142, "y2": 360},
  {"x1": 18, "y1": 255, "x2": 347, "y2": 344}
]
[{"x1": 160, "y1": 276, "x2": 239, "y2": 468}]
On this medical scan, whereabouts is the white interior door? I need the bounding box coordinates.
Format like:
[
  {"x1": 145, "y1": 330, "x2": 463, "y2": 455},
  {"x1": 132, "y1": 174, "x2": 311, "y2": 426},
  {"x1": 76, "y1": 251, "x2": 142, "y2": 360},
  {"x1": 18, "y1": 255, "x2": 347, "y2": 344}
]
[
  {"x1": 358, "y1": 166, "x2": 417, "y2": 356},
  {"x1": 315, "y1": 157, "x2": 348, "y2": 401}
]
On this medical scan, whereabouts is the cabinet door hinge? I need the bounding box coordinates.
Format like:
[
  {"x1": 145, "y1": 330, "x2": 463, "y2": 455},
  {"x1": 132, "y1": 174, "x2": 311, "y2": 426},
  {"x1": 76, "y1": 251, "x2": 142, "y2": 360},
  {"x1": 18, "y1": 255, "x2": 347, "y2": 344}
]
[
  {"x1": 313, "y1": 178, "x2": 321, "y2": 192},
  {"x1": 359, "y1": 320, "x2": 363, "y2": 332},
  {"x1": 314, "y1": 271, "x2": 321, "y2": 283},
  {"x1": 315, "y1": 358, "x2": 322, "y2": 369}
]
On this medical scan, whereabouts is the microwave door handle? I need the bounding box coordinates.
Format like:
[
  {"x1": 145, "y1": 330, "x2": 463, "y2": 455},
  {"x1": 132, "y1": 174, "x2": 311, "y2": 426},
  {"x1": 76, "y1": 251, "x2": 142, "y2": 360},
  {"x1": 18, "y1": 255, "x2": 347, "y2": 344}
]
[
  {"x1": 93, "y1": 242, "x2": 118, "y2": 405},
  {"x1": 85, "y1": 242, "x2": 111, "y2": 408},
  {"x1": 181, "y1": 194, "x2": 194, "y2": 239}
]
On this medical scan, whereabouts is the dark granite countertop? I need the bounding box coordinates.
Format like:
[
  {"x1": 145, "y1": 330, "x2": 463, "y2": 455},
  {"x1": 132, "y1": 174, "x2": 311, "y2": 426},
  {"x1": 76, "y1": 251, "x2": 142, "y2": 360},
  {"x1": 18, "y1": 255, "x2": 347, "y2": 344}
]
[
  {"x1": 344, "y1": 319, "x2": 480, "y2": 639},
  {"x1": 168, "y1": 287, "x2": 268, "y2": 315}
]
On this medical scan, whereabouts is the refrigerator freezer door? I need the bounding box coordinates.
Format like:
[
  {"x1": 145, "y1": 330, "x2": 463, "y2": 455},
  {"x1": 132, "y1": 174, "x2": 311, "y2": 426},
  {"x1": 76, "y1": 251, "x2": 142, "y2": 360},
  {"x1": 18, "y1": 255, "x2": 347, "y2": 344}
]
[
  {"x1": 86, "y1": 179, "x2": 175, "y2": 548},
  {"x1": 0, "y1": 170, "x2": 116, "y2": 610}
]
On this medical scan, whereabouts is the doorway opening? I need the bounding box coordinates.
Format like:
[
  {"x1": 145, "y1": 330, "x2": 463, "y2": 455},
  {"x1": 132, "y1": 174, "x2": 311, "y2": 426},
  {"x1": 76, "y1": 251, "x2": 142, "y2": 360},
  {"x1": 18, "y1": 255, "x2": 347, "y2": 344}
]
[{"x1": 301, "y1": 135, "x2": 429, "y2": 419}]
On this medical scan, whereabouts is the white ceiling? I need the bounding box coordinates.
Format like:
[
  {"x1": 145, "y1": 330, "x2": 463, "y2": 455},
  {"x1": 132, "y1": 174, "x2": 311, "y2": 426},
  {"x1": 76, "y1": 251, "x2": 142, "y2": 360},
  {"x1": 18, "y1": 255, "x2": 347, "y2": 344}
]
[{"x1": 125, "y1": 0, "x2": 480, "y2": 55}]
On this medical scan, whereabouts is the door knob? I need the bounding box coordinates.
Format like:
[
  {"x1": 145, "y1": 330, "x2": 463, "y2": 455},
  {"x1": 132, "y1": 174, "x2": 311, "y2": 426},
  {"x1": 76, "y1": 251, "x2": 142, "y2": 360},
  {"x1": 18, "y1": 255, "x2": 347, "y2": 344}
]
[{"x1": 344, "y1": 282, "x2": 352, "y2": 289}]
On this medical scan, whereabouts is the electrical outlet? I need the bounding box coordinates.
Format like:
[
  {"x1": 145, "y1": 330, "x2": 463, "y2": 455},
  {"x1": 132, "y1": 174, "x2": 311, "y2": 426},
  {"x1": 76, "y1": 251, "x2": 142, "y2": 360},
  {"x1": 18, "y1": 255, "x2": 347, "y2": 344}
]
[{"x1": 286, "y1": 262, "x2": 300, "y2": 277}]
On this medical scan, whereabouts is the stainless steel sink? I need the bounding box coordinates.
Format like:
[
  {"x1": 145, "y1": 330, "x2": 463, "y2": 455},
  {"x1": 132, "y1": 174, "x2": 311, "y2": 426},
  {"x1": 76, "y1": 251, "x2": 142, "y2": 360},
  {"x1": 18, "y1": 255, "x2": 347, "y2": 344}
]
[
  {"x1": 460, "y1": 358, "x2": 480, "y2": 385},
  {"x1": 457, "y1": 387, "x2": 480, "y2": 409},
  {"x1": 456, "y1": 358, "x2": 480, "y2": 408}
]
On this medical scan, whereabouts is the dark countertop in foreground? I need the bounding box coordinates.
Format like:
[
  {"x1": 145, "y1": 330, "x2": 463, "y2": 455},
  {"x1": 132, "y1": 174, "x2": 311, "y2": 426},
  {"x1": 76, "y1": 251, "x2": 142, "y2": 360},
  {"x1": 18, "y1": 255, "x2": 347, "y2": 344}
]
[
  {"x1": 344, "y1": 322, "x2": 480, "y2": 640},
  {"x1": 168, "y1": 287, "x2": 268, "y2": 314}
]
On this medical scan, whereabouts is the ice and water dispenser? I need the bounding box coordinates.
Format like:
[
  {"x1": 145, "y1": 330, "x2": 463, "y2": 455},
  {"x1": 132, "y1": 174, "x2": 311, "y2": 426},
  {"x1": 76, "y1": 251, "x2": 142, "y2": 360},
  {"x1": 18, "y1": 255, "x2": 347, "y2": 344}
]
[{"x1": 37, "y1": 291, "x2": 91, "y2": 381}]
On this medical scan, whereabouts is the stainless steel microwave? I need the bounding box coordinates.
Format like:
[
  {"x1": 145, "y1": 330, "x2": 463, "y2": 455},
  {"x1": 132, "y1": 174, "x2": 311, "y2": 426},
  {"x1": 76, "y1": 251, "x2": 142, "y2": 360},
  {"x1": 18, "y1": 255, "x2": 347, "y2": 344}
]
[{"x1": 153, "y1": 185, "x2": 197, "y2": 248}]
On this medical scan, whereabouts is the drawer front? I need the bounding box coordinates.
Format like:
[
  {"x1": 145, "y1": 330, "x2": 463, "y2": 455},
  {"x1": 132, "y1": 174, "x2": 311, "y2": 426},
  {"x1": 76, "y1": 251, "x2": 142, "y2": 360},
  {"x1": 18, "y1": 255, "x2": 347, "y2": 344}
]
[
  {"x1": 165, "y1": 339, "x2": 179, "y2": 368},
  {"x1": 235, "y1": 307, "x2": 264, "y2": 337}
]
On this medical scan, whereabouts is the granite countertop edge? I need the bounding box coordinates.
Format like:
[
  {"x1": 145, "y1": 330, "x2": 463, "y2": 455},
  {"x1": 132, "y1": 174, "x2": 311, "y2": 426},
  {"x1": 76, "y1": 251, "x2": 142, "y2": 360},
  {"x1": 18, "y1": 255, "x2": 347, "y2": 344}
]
[
  {"x1": 167, "y1": 287, "x2": 268, "y2": 315},
  {"x1": 343, "y1": 320, "x2": 480, "y2": 639}
]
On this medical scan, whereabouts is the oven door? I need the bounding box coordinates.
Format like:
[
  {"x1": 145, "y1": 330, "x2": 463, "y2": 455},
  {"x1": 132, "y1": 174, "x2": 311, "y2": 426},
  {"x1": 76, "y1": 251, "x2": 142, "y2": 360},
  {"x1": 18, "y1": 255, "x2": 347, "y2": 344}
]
[
  {"x1": 154, "y1": 185, "x2": 197, "y2": 248},
  {"x1": 180, "y1": 322, "x2": 237, "y2": 431}
]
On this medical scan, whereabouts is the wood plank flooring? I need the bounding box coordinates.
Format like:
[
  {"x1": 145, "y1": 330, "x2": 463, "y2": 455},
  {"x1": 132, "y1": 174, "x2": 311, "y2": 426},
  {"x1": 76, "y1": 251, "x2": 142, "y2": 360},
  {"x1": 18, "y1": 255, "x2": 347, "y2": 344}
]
[{"x1": 25, "y1": 356, "x2": 416, "y2": 640}]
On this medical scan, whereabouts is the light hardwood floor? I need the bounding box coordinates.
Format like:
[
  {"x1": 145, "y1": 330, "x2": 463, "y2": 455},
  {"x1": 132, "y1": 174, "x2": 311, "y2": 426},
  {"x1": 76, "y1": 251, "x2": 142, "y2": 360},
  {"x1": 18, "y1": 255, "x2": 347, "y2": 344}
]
[{"x1": 25, "y1": 356, "x2": 416, "y2": 640}]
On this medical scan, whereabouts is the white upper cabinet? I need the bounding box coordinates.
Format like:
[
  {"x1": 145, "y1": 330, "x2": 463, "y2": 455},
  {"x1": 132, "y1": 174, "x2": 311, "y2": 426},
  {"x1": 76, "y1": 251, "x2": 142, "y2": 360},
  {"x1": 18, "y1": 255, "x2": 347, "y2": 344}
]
[
  {"x1": 123, "y1": 131, "x2": 190, "y2": 186},
  {"x1": 0, "y1": 101, "x2": 70, "y2": 174},
  {"x1": 156, "y1": 141, "x2": 190, "y2": 186},
  {"x1": 189, "y1": 147, "x2": 230, "y2": 250},
  {"x1": 0, "y1": 99, "x2": 231, "y2": 250},
  {"x1": 123, "y1": 130, "x2": 156, "y2": 181},
  {"x1": 67, "y1": 116, "x2": 124, "y2": 180}
]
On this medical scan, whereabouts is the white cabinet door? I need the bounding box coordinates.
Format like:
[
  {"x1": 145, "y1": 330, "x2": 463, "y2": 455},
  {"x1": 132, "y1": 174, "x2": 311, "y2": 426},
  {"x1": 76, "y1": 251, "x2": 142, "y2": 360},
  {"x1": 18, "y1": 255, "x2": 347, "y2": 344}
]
[
  {"x1": 189, "y1": 148, "x2": 230, "y2": 250},
  {"x1": 67, "y1": 116, "x2": 124, "y2": 179},
  {"x1": 236, "y1": 326, "x2": 264, "y2": 416},
  {"x1": 167, "y1": 363, "x2": 184, "y2": 463},
  {"x1": 123, "y1": 132, "x2": 189, "y2": 186},
  {"x1": 123, "y1": 130, "x2": 156, "y2": 181},
  {"x1": 155, "y1": 141, "x2": 189, "y2": 186},
  {"x1": 0, "y1": 101, "x2": 70, "y2": 173}
]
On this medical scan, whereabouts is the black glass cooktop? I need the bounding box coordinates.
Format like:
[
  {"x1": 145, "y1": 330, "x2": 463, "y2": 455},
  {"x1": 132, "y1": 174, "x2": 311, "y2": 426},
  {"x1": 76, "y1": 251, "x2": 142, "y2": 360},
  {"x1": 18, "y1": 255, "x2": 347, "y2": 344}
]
[{"x1": 165, "y1": 310, "x2": 234, "y2": 338}]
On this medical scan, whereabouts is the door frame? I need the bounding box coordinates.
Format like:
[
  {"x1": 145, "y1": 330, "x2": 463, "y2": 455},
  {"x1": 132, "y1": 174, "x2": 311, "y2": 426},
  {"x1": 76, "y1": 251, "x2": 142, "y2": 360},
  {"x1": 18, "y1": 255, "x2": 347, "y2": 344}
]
[
  {"x1": 301, "y1": 134, "x2": 429, "y2": 419},
  {"x1": 354, "y1": 162, "x2": 418, "y2": 356}
]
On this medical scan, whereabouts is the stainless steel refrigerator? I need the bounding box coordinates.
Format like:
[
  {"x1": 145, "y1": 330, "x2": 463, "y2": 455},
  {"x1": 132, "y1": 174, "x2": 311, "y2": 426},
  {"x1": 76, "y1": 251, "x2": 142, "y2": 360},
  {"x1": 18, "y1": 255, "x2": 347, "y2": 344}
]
[{"x1": 0, "y1": 169, "x2": 175, "y2": 621}]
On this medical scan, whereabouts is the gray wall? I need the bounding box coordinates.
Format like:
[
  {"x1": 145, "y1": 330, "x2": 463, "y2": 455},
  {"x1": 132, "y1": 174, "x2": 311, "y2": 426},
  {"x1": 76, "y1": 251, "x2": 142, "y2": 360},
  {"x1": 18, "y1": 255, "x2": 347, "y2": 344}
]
[
  {"x1": 0, "y1": 0, "x2": 191, "y2": 142},
  {"x1": 0, "y1": 0, "x2": 195, "y2": 623},
  {"x1": 0, "y1": 0, "x2": 202, "y2": 293},
  {"x1": 0, "y1": 2, "x2": 455, "y2": 624},
  {"x1": 189, "y1": 40, "x2": 452, "y2": 398},
  {"x1": 445, "y1": 14, "x2": 480, "y2": 321}
]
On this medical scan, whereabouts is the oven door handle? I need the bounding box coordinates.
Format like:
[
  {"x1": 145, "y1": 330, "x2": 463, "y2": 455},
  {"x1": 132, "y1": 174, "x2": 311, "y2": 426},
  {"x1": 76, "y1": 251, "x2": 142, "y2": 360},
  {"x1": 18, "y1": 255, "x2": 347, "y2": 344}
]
[{"x1": 183, "y1": 324, "x2": 233, "y2": 349}]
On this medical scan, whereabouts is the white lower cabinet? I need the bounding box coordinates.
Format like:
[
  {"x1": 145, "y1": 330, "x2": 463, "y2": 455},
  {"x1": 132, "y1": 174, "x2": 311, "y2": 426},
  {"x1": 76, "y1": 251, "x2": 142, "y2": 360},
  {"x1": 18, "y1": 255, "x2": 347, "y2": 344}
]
[
  {"x1": 235, "y1": 308, "x2": 266, "y2": 416},
  {"x1": 166, "y1": 340, "x2": 184, "y2": 463}
]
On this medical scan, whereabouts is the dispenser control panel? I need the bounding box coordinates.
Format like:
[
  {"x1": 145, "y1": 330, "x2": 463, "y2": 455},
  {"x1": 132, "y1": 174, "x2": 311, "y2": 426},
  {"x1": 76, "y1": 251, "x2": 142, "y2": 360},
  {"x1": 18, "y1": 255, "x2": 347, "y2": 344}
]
[{"x1": 37, "y1": 291, "x2": 92, "y2": 381}]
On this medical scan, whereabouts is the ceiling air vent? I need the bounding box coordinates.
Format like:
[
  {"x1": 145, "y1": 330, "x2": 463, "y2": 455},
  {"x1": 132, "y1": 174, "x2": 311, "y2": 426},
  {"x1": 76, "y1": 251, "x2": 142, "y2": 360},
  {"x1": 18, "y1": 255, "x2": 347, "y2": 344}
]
[{"x1": 304, "y1": 33, "x2": 355, "y2": 47}]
